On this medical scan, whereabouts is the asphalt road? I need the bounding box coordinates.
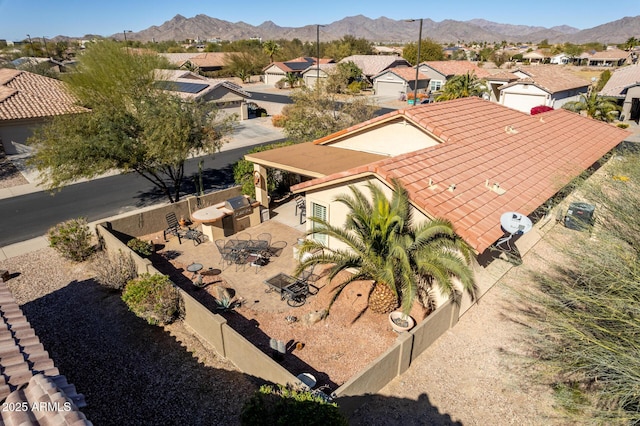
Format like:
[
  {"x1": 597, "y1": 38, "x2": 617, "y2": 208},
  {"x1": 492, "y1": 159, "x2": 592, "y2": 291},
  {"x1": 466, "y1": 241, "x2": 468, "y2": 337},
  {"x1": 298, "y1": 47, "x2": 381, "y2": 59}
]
[
  {"x1": 0, "y1": 146, "x2": 257, "y2": 247},
  {"x1": 246, "y1": 90, "x2": 395, "y2": 116}
]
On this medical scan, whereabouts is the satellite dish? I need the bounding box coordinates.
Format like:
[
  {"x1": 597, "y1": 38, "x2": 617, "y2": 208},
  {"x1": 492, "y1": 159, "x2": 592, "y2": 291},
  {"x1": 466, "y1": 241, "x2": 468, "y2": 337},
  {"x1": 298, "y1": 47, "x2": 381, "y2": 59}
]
[{"x1": 496, "y1": 211, "x2": 532, "y2": 249}]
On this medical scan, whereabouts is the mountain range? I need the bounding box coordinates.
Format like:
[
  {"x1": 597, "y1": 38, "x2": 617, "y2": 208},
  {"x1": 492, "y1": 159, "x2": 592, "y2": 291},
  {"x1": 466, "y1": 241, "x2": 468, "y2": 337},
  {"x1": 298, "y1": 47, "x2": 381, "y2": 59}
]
[{"x1": 108, "y1": 14, "x2": 640, "y2": 45}]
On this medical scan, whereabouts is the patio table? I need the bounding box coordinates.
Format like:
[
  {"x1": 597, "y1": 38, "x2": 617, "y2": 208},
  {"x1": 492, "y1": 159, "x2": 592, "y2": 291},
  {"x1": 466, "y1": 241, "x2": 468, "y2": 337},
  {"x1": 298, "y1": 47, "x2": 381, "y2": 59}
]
[{"x1": 263, "y1": 272, "x2": 318, "y2": 307}]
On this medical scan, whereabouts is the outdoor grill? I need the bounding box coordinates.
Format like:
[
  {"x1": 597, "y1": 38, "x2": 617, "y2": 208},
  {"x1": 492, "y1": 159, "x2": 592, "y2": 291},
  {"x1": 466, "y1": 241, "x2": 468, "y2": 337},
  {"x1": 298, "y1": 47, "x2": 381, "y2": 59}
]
[{"x1": 225, "y1": 195, "x2": 252, "y2": 218}]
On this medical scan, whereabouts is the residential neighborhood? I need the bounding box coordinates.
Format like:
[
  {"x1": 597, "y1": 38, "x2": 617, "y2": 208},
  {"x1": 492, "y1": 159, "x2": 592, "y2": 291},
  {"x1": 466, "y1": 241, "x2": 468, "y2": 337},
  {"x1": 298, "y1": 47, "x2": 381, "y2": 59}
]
[{"x1": 2, "y1": 6, "x2": 640, "y2": 425}]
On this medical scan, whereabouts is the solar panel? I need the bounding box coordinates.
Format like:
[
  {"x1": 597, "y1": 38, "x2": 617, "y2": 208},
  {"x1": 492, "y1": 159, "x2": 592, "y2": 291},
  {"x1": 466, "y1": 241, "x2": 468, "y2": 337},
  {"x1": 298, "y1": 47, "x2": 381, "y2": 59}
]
[
  {"x1": 285, "y1": 61, "x2": 313, "y2": 71},
  {"x1": 154, "y1": 81, "x2": 208, "y2": 94}
]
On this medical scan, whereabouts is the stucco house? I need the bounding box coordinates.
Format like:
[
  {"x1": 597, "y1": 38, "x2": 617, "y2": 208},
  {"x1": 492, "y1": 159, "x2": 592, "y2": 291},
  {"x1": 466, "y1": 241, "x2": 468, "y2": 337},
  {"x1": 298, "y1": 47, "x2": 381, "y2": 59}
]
[
  {"x1": 154, "y1": 69, "x2": 251, "y2": 119},
  {"x1": 417, "y1": 61, "x2": 492, "y2": 95},
  {"x1": 498, "y1": 66, "x2": 590, "y2": 113},
  {"x1": 338, "y1": 55, "x2": 411, "y2": 83},
  {"x1": 0, "y1": 68, "x2": 86, "y2": 155},
  {"x1": 599, "y1": 63, "x2": 640, "y2": 122},
  {"x1": 587, "y1": 49, "x2": 631, "y2": 67},
  {"x1": 372, "y1": 67, "x2": 430, "y2": 98},
  {"x1": 246, "y1": 98, "x2": 629, "y2": 267},
  {"x1": 263, "y1": 57, "x2": 332, "y2": 87},
  {"x1": 301, "y1": 63, "x2": 337, "y2": 88},
  {"x1": 522, "y1": 50, "x2": 549, "y2": 64}
]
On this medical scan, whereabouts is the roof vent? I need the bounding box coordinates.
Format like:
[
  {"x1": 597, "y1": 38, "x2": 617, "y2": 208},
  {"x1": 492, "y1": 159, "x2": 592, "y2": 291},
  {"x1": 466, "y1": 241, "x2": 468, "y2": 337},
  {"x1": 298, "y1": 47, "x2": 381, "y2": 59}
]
[
  {"x1": 448, "y1": 183, "x2": 456, "y2": 192},
  {"x1": 485, "y1": 179, "x2": 506, "y2": 195},
  {"x1": 505, "y1": 125, "x2": 518, "y2": 134},
  {"x1": 428, "y1": 178, "x2": 438, "y2": 190},
  {"x1": 539, "y1": 116, "x2": 545, "y2": 123}
]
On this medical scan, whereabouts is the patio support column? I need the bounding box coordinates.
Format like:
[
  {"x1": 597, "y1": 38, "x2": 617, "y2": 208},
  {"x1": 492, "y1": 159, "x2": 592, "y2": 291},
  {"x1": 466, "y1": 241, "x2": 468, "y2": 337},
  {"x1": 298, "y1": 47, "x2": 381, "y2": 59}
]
[{"x1": 253, "y1": 164, "x2": 269, "y2": 207}]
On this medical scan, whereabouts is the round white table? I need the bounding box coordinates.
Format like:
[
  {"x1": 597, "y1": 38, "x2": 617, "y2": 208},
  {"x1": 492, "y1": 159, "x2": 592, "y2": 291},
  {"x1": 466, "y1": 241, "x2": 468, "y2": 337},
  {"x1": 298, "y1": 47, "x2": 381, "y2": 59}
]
[{"x1": 191, "y1": 206, "x2": 226, "y2": 224}]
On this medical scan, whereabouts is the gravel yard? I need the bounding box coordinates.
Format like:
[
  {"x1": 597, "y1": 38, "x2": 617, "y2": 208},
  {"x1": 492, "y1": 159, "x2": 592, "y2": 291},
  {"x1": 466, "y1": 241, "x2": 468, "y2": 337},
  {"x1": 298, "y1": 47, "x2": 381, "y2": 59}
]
[
  {"x1": 0, "y1": 248, "x2": 256, "y2": 426},
  {"x1": 0, "y1": 233, "x2": 568, "y2": 425}
]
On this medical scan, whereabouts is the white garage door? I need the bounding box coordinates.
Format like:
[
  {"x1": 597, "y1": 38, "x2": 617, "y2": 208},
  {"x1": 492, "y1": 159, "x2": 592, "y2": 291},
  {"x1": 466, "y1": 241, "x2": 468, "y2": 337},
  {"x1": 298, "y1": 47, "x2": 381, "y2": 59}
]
[
  {"x1": 502, "y1": 93, "x2": 547, "y2": 114},
  {"x1": 376, "y1": 81, "x2": 405, "y2": 98}
]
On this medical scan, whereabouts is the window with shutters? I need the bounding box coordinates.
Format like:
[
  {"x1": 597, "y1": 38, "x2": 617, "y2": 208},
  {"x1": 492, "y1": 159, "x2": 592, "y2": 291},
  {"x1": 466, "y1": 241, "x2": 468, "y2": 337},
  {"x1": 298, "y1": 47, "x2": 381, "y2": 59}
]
[{"x1": 311, "y1": 202, "x2": 327, "y2": 245}]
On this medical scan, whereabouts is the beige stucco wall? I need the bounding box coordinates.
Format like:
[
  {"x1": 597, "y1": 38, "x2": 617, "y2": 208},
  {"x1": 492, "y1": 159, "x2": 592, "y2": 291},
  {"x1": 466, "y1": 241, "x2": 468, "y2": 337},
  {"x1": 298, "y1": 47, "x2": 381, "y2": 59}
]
[
  {"x1": 0, "y1": 119, "x2": 41, "y2": 155},
  {"x1": 331, "y1": 121, "x2": 439, "y2": 156},
  {"x1": 622, "y1": 85, "x2": 640, "y2": 121}
]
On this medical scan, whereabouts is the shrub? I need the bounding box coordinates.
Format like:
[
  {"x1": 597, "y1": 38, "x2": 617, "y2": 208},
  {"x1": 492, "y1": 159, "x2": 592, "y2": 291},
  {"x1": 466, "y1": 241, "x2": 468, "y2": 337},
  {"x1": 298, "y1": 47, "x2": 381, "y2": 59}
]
[
  {"x1": 48, "y1": 218, "x2": 94, "y2": 262},
  {"x1": 530, "y1": 105, "x2": 554, "y2": 115},
  {"x1": 347, "y1": 81, "x2": 362, "y2": 94},
  {"x1": 241, "y1": 384, "x2": 347, "y2": 426},
  {"x1": 93, "y1": 250, "x2": 138, "y2": 291},
  {"x1": 233, "y1": 141, "x2": 295, "y2": 198},
  {"x1": 617, "y1": 123, "x2": 629, "y2": 129},
  {"x1": 122, "y1": 274, "x2": 180, "y2": 325},
  {"x1": 271, "y1": 114, "x2": 286, "y2": 128},
  {"x1": 275, "y1": 79, "x2": 285, "y2": 89},
  {"x1": 127, "y1": 238, "x2": 153, "y2": 257}
]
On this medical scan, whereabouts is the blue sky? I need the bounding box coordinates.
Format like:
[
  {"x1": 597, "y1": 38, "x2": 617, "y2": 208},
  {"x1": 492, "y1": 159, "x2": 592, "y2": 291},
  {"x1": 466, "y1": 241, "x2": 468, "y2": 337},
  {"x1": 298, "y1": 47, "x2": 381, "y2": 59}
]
[{"x1": 1, "y1": 0, "x2": 638, "y2": 41}]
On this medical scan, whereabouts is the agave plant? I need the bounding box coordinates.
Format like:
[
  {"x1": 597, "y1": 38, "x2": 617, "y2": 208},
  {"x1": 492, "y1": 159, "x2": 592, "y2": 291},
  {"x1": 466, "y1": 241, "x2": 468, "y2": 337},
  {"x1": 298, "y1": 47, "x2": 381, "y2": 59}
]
[{"x1": 295, "y1": 179, "x2": 477, "y2": 316}]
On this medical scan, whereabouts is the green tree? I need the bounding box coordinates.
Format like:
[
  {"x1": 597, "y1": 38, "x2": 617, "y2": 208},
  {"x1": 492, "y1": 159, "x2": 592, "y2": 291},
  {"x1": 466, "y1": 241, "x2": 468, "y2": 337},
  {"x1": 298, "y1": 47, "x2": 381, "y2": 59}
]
[
  {"x1": 325, "y1": 61, "x2": 363, "y2": 94},
  {"x1": 295, "y1": 180, "x2": 477, "y2": 315},
  {"x1": 624, "y1": 36, "x2": 638, "y2": 51},
  {"x1": 324, "y1": 35, "x2": 373, "y2": 61},
  {"x1": 402, "y1": 38, "x2": 444, "y2": 65},
  {"x1": 283, "y1": 72, "x2": 301, "y2": 88},
  {"x1": 594, "y1": 69, "x2": 612, "y2": 92},
  {"x1": 28, "y1": 40, "x2": 235, "y2": 203},
  {"x1": 281, "y1": 84, "x2": 377, "y2": 143},
  {"x1": 436, "y1": 72, "x2": 488, "y2": 101},
  {"x1": 262, "y1": 40, "x2": 280, "y2": 63},
  {"x1": 563, "y1": 43, "x2": 583, "y2": 62},
  {"x1": 562, "y1": 91, "x2": 621, "y2": 122},
  {"x1": 224, "y1": 51, "x2": 267, "y2": 81}
]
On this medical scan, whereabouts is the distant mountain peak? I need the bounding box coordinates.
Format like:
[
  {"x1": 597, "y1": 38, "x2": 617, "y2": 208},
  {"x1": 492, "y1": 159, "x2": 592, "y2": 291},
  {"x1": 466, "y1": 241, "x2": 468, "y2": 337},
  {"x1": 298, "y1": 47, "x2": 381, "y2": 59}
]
[{"x1": 115, "y1": 14, "x2": 640, "y2": 45}]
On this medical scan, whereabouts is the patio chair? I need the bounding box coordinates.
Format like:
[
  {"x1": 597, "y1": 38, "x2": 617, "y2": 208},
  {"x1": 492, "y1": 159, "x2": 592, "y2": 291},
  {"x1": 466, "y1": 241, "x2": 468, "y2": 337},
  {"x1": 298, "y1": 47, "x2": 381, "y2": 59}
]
[
  {"x1": 215, "y1": 239, "x2": 237, "y2": 269},
  {"x1": 164, "y1": 212, "x2": 184, "y2": 244},
  {"x1": 267, "y1": 241, "x2": 287, "y2": 258},
  {"x1": 249, "y1": 232, "x2": 272, "y2": 256}
]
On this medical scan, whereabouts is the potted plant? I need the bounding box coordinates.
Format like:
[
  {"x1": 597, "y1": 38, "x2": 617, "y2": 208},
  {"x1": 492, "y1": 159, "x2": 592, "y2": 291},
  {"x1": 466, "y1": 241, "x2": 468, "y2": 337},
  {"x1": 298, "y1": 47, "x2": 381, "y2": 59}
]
[{"x1": 389, "y1": 311, "x2": 415, "y2": 333}]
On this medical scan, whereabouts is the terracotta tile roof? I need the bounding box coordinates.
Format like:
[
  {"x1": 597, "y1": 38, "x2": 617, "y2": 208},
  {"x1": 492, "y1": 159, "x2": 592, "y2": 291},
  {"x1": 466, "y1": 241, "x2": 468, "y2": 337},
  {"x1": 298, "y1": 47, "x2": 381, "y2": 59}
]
[
  {"x1": 245, "y1": 142, "x2": 387, "y2": 177},
  {"x1": 292, "y1": 97, "x2": 630, "y2": 253},
  {"x1": 374, "y1": 67, "x2": 429, "y2": 82},
  {"x1": 421, "y1": 61, "x2": 492, "y2": 78},
  {"x1": 599, "y1": 63, "x2": 640, "y2": 97},
  {"x1": 0, "y1": 281, "x2": 89, "y2": 424},
  {"x1": 189, "y1": 52, "x2": 234, "y2": 68},
  {"x1": 158, "y1": 53, "x2": 200, "y2": 65},
  {"x1": 339, "y1": 55, "x2": 410, "y2": 77},
  {"x1": 0, "y1": 69, "x2": 86, "y2": 121},
  {"x1": 502, "y1": 65, "x2": 590, "y2": 94},
  {"x1": 589, "y1": 49, "x2": 630, "y2": 60}
]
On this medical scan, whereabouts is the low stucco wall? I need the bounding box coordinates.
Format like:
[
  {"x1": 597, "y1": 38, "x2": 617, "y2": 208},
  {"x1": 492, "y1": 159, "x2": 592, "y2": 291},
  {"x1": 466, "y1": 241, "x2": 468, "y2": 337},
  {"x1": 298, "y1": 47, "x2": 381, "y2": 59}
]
[
  {"x1": 100, "y1": 187, "x2": 242, "y2": 238},
  {"x1": 96, "y1": 220, "x2": 300, "y2": 390}
]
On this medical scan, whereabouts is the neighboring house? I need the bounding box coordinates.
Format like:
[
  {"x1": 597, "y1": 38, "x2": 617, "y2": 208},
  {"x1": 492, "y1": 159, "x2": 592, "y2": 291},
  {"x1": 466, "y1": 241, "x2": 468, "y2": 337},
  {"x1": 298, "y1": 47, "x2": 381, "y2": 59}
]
[
  {"x1": 301, "y1": 63, "x2": 337, "y2": 88},
  {"x1": 372, "y1": 67, "x2": 430, "y2": 98},
  {"x1": 246, "y1": 98, "x2": 628, "y2": 262},
  {"x1": 10, "y1": 57, "x2": 65, "y2": 73},
  {"x1": 417, "y1": 61, "x2": 492, "y2": 94},
  {"x1": 154, "y1": 69, "x2": 251, "y2": 119},
  {"x1": 550, "y1": 53, "x2": 571, "y2": 65},
  {"x1": 587, "y1": 49, "x2": 631, "y2": 67},
  {"x1": 263, "y1": 57, "x2": 322, "y2": 87},
  {"x1": 0, "y1": 281, "x2": 91, "y2": 423},
  {"x1": 0, "y1": 69, "x2": 87, "y2": 155},
  {"x1": 599, "y1": 63, "x2": 640, "y2": 122},
  {"x1": 522, "y1": 50, "x2": 549, "y2": 64},
  {"x1": 498, "y1": 65, "x2": 590, "y2": 113},
  {"x1": 484, "y1": 70, "x2": 519, "y2": 102},
  {"x1": 160, "y1": 52, "x2": 236, "y2": 73},
  {"x1": 338, "y1": 55, "x2": 411, "y2": 83}
]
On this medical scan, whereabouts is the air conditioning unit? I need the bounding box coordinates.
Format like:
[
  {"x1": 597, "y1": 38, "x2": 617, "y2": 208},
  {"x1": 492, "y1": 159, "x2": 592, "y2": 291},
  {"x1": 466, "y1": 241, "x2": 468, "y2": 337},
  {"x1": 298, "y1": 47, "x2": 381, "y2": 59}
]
[{"x1": 563, "y1": 202, "x2": 595, "y2": 231}]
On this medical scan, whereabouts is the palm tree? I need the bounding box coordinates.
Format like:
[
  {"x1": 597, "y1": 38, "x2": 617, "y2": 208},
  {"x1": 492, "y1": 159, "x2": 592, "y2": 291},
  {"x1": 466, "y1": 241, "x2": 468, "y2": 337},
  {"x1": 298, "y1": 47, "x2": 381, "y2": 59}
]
[
  {"x1": 295, "y1": 180, "x2": 477, "y2": 316},
  {"x1": 562, "y1": 91, "x2": 621, "y2": 122},
  {"x1": 435, "y1": 72, "x2": 488, "y2": 101},
  {"x1": 262, "y1": 40, "x2": 280, "y2": 63},
  {"x1": 283, "y1": 72, "x2": 300, "y2": 89}
]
